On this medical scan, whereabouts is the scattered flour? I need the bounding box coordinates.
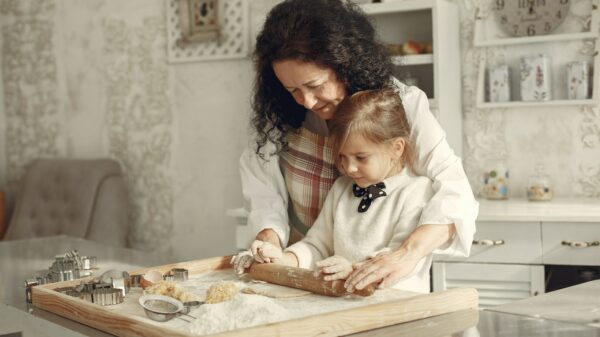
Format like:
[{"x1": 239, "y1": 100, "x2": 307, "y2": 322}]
[
  {"x1": 188, "y1": 293, "x2": 289, "y2": 335},
  {"x1": 106, "y1": 270, "x2": 416, "y2": 336}
]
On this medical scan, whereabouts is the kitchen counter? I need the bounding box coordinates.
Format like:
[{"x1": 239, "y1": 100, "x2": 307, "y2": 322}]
[
  {"x1": 490, "y1": 279, "x2": 600, "y2": 327},
  {"x1": 2, "y1": 236, "x2": 599, "y2": 336},
  {"x1": 477, "y1": 198, "x2": 600, "y2": 222},
  {"x1": 3, "y1": 303, "x2": 599, "y2": 337}
]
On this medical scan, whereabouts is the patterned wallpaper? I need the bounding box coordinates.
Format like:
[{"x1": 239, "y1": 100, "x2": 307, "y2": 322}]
[
  {"x1": 1, "y1": 0, "x2": 60, "y2": 193},
  {"x1": 102, "y1": 17, "x2": 173, "y2": 252},
  {"x1": 0, "y1": 0, "x2": 174, "y2": 251}
]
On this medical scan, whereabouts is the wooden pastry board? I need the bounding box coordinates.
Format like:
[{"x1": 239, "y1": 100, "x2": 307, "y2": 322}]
[{"x1": 31, "y1": 256, "x2": 478, "y2": 337}]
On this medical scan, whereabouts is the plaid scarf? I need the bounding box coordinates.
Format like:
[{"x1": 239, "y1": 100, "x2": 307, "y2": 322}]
[{"x1": 280, "y1": 127, "x2": 339, "y2": 244}]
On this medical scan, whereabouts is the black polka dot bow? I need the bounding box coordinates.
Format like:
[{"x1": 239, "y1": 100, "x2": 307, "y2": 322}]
[{"x1": 352, "y1": 182, "x2": 387, "y2": 213}]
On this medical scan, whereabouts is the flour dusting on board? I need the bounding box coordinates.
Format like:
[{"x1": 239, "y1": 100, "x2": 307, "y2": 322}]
[
  {"x1": 104, "y1": 269, "x2": 417, "y2": 336},
  {"x1": 188, "y1": 294, "x2": 289, "y2": 335}
]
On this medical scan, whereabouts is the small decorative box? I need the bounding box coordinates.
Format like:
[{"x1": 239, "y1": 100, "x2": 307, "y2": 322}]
[
  {"x1": 488, "y1": 65, "x2": 511, "y2": 102},
  {"x1": 567, "y1": 61, "x2": 590, "y2": 100},
  {"x1": 520, "y1": 54, "x2": 551, "y2": 101}
]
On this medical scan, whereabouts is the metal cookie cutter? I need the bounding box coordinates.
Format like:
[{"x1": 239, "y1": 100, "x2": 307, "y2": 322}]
[
  {"x1": 99, "y1": 270, "x2": 131, "y2": 296},
  {"x1": 171, "y1": 268, "x2": 188, "y2": 282},
  {"x1": 91, "y1": 288, "x2": 124, "y2": 306},
  {"x1": 25, "y1": 279, "x2": 38, "y2": 303}
]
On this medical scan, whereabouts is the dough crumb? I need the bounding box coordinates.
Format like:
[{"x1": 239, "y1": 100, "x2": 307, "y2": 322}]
[
  {"x1": 145, "y1": 281, "x2": 198, "y2": 303},
  {"x1": 205, "y1": 281, "x2": 238, "y2": 304}
]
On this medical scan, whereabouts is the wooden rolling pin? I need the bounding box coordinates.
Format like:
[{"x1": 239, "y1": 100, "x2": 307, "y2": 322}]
[{"x1": 248, "y1": 263, "x2": 377, "y2": 297}]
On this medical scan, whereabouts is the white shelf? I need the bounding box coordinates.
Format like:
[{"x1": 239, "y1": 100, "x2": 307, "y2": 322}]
[
  {"x1": 360, "y1": 0, "x2": 462, "y2": 156},
  {"x1": 391, "y1": 54, "x2": 434, "y2": 66},
  {"x1": 474, "y1": 31, "x2": 597, "y2": 47},
  {"x1": 478, "y1": 99, "x2": 597, "y2": 109},
  {"x1": 474, "y1": 0, "x2": 600, "y2": 110},
  {"x1": 360, "y1": 0, "x2": 436, "y2": 14}
]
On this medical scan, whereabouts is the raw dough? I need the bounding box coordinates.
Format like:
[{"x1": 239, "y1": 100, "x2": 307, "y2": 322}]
[
  {"x1": 205, "y1": 281, "x2": 239, "y2": 304},
  {"x1": 144, "y1": 281, "x2": 198, "y2": 303},
  {"x1": 243, "y1": 283, "x2": 311, "y2": 298}
]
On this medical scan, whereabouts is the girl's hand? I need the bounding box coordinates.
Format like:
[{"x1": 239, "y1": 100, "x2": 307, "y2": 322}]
[
  {"x1": 315, "y1": 255, "x2": 353, "y2": 281},
  {"x1": 230, "y1": 250, "x2": 254, "y2": 274},
  {"x1": 250, "y1": 240, "x2": 283, "y2": 263},
  {"x1": 344, "y1": 247, "x2": 420, "y2": 292}
]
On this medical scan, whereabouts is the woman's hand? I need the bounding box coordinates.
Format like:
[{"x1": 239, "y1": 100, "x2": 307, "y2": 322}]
[
  {"x1": 344, "y1": 247, "x2": 421, "y2": 292},
  {"x1": 250, "y1": 239, "x2": 283, "y2": 263},
  {"x1": 315, "y1": 255, "x2": 353, "y2": 281},
  {"x1": 230, "y1": 229, "x2": 284, "y2": 274},
  {"x1": 256, "y1": 228, "x2": 282, "y2": 248},
  {"x1": 344, "y1": 224, "x2": 456, "y2": 292}
]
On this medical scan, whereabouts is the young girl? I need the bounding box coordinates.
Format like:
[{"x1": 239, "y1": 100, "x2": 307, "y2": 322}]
[{"x1": 250, "y1": 89, "x2": 436, "y2": 293}]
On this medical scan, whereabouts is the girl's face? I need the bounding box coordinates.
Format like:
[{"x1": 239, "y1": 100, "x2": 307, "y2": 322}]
[
  {"x1": 338, "y1": 133, "x2": 405, "y2": 188},
  {"x1": 273, "y1": 59, "x2": 347, "y2": 120}
]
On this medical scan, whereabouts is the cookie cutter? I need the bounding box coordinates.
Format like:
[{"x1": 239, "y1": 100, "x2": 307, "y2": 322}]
[
  {"x1": 99, "y1": 270, "x2": 130, "y2": 296},
  {"x1": 91, "y1": 288, "x2": 124, "y2": 306},
  {"x1": 171, "y1": 268, "x2": 188, "y2": 282},
  {"x1": 25, "y1": 250, "x2": 99, "y2": 302}
]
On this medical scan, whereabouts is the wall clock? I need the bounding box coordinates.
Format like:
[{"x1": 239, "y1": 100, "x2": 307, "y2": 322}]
[{"x1": 494, "y1": 0, "x2": 571, "y2": 37}]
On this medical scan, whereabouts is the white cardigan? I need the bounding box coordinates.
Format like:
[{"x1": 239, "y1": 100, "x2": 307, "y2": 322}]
[
  {"x1": 286, "y1": 170, "x2": 434, "y2": 293},
  {"x1": 240, "y1": 80, "x2": 478, "y2": 258}
]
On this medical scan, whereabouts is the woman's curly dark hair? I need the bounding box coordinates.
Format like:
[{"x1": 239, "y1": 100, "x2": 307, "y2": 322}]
[{"x1": 252, "y1": 0, "x2": 392, "y2": 156}]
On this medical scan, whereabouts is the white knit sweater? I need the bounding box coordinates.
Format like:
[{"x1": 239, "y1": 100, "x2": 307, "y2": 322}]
[{"x1": 285, "y1": 168, "x2": 435, "y2": 293}]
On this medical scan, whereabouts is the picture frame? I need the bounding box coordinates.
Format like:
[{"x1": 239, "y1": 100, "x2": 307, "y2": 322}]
[
  {"x1": 177, "y1": 0, "x2": 221, "y2": 46},
  {"x1": 166, "y1": 0, "x2": 249, "y2": 63}
]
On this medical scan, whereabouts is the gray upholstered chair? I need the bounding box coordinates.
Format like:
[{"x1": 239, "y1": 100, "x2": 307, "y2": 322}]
[{"x1": 5, "y1": 158, "x2": 130, "y2": 247}]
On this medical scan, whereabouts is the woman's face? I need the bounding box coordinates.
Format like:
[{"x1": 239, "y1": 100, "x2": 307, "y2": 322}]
[{"x1": 273, "y1": 59, "x2": 347, "y2": 120}]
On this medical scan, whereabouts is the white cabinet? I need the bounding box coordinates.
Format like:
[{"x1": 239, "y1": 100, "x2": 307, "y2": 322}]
[
  {"x1": 542, "y1": 222, "x2": 600, "y2": 266},
  {"x1": 433, "y1": 198, "x2": 600, "y2": 307},
  {"x1": 473, "y1": 0, "x2": 600, "y2": 108},
  {"x1": 432, "y1": 262, "x2": 544, "y2": 308},
  {"x1": 441, "y1": 221, "x2": 543, "y2": 264},
  {"x1": 360, "y1": 0, "x2": 462, "y2": 156}
]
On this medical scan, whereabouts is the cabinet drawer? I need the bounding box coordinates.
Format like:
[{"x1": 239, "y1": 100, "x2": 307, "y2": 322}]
[
  {"x1": 435, "y1": 221, "x2": 542, "y2": 264},
  {"x1": 542, "y1": 222, "x2": 600, "y2": 266},
  {"x1": 432, "y1": 262, "x2": 545, "y2": 308}
]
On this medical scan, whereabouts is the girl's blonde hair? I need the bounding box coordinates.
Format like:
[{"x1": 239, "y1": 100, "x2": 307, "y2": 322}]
[{"x1": 329, "y1": 88, "x2": 414, "y2": 172}]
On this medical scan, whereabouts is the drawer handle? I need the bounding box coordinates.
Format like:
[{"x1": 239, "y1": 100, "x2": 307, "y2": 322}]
[
  {"x1": 472, "y1": 239, "x2": 505, "y2": 246},
  {"x1": 561, "y1": 240, "x2": 600, "y2": 248}
]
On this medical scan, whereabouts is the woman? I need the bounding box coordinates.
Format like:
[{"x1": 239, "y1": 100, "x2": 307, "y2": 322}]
[{"x1": 233, "y1": 0, "x2": 478, "y2": 293}]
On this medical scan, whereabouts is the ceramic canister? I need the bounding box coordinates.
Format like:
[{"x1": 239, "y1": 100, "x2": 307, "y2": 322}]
[
  {"x1": 488, "y1": 65, "x2": 511, "y2": 102},
  {"x1": 520, "y1": 54, "x2": 551, "y2": 101},
  {"x1": 567, "y1": 61, "x2": 590, "y2": 100}
]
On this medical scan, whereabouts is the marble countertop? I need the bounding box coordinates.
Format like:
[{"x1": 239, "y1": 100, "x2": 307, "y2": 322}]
[
  {"x1": 477, "y1": 198, "x2": 600, "y2": 222},
  {"x1": 490, "y1": 280, "x2": 600, "y2": 327}
]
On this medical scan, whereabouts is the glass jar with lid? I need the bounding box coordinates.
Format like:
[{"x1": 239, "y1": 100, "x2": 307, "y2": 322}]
[
  {"x1": 527, "y1": 164, "x2": 553, "y2": 201},
  {"x1": 483, "y1": 161, "x2": 509, "y2": 200}
]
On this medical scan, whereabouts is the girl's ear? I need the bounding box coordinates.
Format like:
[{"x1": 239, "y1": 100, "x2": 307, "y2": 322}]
[{"x1": 391, "y1": 137, "x2": 405, "y2": 159}]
